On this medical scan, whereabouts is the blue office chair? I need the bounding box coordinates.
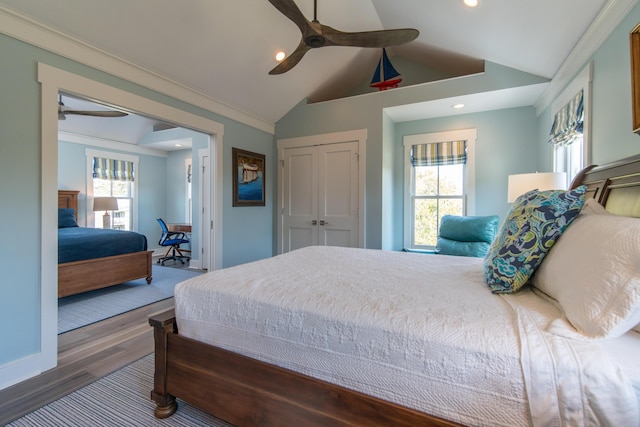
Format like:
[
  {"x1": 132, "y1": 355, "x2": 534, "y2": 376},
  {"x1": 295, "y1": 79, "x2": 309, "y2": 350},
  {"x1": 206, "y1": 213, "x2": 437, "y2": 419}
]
[{"x1": 156, "y1": 218, "x2": 190, "y2": 265}]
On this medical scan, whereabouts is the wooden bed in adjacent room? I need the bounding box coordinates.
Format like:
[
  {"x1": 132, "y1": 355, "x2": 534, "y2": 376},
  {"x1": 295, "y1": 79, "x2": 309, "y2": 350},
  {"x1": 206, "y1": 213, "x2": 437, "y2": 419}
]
[
  {"x1": 58, "y1": 190, "x2": 153, "y2": 298},
  {"x1": 149, "y1": 154, "x2": 640, "y2": 426}
]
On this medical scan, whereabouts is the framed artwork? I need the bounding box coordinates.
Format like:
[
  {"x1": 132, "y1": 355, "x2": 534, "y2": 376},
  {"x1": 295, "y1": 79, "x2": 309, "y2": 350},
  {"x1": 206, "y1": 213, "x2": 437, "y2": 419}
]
[
  {"x1": 232, "y1": 147, "x2": 266, "y2": 207},
  {"x1": 631, "y1": 22, "x2": 640, "y2": 134}
]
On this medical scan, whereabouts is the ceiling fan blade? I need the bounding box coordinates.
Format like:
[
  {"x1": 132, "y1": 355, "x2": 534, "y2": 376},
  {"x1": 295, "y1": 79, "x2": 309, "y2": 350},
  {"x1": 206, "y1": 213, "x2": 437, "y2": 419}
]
[
  {"x1": 267, "y1": 0, "x2": 313, "y2": 35},
  {"x1": 322, "y1": 26, "x2": 419, "y2": 48},
  {"x1": 269, "y1": 41, "x2": 312, "y2": 75},
  {"x1": 63, "y1": 110, "x2": 129, "y2": 117}
]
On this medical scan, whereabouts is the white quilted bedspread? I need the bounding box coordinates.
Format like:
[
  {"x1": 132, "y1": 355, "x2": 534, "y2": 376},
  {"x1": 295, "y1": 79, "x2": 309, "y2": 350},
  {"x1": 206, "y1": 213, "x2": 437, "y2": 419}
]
[{"x1": 174, "y1": 246, "x2": 638, "y2": 426}]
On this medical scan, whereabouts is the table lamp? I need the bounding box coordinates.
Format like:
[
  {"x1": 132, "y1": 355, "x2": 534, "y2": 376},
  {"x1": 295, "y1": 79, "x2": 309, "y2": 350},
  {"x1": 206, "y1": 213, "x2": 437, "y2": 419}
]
[
  {"x1": 507, "y1": 172, "x2": 567, "y2": 203},
  {"x1": 93, "y1": 197, "x2": 118, "y2": 229}
]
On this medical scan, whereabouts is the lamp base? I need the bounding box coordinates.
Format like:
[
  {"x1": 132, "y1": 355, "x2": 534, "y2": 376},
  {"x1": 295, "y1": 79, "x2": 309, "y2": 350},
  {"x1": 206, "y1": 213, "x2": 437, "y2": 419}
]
[{"x1": 102, "y1": 212, "x2": 111, "y2": 229}]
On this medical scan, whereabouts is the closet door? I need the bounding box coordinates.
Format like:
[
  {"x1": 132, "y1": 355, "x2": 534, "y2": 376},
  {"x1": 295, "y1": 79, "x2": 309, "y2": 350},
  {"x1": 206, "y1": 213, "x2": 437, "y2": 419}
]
[
  {"x1": 282, "y1": 141, "x2": 359, "y2": 252},
  {"x1": 282, "y1": 145, "x2": 319, "y2": 252},
  {"x1": 317, "y1": 141, "x2": 359, "y2": 247}
]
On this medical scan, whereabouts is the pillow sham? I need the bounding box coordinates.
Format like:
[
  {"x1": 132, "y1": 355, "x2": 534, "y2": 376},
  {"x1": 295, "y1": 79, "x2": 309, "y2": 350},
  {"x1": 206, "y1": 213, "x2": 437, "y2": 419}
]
[
  {"x1": 483, "y1": 186, "x2": 586, "y2": 294},
  {"x1": 532, "y1": 204, "x2": 640, "y2": 338},
  {"x1": 58, "y1": 208, "x2": 79, "y2": 228}
]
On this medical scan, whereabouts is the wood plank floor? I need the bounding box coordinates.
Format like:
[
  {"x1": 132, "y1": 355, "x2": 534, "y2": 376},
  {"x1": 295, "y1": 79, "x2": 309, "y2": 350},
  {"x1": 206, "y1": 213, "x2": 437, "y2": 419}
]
[{"x1": 0, "y1": 298, "x2": 174, "y2": 426}]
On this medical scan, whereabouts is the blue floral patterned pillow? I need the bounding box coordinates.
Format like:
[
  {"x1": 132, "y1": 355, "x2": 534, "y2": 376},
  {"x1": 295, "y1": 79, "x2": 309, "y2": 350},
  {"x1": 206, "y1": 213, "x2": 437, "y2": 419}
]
[{"x1": 483, "y1": 186, "x2": 587, "y2": 293}]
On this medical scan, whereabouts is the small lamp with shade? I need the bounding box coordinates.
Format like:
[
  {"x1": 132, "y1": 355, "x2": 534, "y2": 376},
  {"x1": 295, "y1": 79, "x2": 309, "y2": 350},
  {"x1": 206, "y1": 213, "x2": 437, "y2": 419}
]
[
  {"x1": 93, "y1": 197, "x2": 119, "y2": 229},
  {"x1": 507, "y1": 172, "x2": 567, "y2": 203}
]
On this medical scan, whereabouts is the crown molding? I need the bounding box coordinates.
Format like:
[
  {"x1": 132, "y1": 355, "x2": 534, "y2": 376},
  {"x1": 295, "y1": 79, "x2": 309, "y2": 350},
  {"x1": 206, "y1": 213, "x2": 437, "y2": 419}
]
[
  {"x1": 0, "y1": 6, "x2": 275, "y2": 135},
  {"x1": 535, "y1": 0, "x2": 640, "y2": 115}
]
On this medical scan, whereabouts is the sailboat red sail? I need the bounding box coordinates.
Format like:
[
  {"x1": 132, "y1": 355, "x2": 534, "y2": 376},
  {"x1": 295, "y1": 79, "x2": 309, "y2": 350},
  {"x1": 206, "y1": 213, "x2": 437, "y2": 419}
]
[{"x1": 370, "y1": 48, "x2": 402, "y2": 91}]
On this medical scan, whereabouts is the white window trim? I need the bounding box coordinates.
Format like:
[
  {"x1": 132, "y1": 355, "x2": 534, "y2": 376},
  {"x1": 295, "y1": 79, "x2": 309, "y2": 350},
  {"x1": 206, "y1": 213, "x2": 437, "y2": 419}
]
[
  {"x1": 551, "y1": 63, "x2": 592, "y2": 183},
  {"x1": 86, "y1": 148, "x2": 139, "y2": 231},
  {"x1": 403, "y1": 128, "x2": 476, "y2": 250}
]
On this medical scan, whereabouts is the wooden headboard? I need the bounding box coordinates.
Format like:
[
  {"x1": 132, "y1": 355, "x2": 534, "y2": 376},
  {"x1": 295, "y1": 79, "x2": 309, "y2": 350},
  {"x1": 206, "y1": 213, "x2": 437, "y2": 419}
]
[
  {"x1": 58, "y1": 190, "x2": 79, "y2": 219},
  {"x1": 571, "y1": 153, "x2": 640, "y2": 217}
]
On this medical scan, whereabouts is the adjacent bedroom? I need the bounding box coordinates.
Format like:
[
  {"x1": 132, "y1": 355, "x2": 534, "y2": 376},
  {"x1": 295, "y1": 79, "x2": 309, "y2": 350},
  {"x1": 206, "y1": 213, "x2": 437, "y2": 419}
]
[{"x1": 56, "y1": 93, "x2": 207, "y2": 334}]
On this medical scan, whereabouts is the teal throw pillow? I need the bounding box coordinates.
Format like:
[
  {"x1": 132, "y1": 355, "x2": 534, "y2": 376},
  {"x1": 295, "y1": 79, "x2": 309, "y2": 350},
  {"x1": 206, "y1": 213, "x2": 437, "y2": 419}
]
[
  {"x1": 483, "y1": 186, "x2": 587, "y2": 293},
  {"x1": 436, "y1": 215, "x2": 500, "y2": 257}
]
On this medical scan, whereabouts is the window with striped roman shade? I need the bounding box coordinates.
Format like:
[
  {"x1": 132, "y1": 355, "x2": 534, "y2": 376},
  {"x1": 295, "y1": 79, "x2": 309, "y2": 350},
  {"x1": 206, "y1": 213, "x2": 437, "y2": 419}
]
[
  {"x1": 549, "y1": 90, "x2": 584, "y2": 147},
  {"x1": 93, "y1": 157, "x2": 135, "y2": 182},
  {"x1": 411, "y1": 140, "x2": 467, "y2": 167}
]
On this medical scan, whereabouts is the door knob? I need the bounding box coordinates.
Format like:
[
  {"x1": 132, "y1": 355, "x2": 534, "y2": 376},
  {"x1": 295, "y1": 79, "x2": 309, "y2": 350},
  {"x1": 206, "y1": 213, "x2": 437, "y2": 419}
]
[
  {"x1": 311, "y1": 220, "x2": 317, "y2": 225},
  {"x1": 319, "y1": 220, "x2": 328, "y2": 225}
]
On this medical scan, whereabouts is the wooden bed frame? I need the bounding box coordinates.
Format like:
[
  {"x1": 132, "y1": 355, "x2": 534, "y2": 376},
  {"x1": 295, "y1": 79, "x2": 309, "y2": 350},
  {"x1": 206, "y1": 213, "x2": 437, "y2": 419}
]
[
  {"x1": 58, "y1": 190, "x2": 153, "y2": 298},
  {"x1": 149, "y1": 154, "x2": 640, "y2": 426}
]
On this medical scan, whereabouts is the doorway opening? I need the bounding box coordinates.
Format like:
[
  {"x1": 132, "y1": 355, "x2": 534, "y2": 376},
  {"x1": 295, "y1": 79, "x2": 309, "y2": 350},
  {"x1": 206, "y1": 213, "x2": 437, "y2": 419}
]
[{"x1": 38, "y1": 63, "x2": 224, "y2": 378}]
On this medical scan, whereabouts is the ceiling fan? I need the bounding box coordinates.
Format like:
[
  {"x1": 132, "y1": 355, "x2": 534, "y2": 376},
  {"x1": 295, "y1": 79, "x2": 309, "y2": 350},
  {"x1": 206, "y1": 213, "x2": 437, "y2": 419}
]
[
  {"x1": 58, "y1": 95, "x2": 128, "y2": 120},
  {"x1": 268, "y1": 0, "x2": 419, "y2": 74}
]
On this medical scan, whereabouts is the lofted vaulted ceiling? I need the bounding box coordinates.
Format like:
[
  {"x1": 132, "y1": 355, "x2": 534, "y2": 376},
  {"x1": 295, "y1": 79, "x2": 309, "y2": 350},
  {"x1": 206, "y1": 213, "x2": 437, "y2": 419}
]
[{"x1": 0, "y1": 0, "x2": 610, "y2": 127}]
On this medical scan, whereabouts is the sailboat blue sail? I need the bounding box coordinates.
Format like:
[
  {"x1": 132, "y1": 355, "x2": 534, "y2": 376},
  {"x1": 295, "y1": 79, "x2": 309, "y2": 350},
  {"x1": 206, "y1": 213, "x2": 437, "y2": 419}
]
[{"x1": 370, "y1": 48, "x2": 402, "y2": 91}]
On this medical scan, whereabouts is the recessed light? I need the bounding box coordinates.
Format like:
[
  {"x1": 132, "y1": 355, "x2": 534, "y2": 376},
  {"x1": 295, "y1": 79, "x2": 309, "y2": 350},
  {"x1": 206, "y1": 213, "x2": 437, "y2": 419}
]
[
  {"x1": 275, "y1": 51, "x2": 286, "y2": 62},
  {"x1": 175, "y1": 144, "x2": 182, "y2": 147},
  {"x1": 463, "y1": 0, "x2": 478, "y2": 7},
  {"x1": 453, "y1": 103, "x2": 465, "y2": 109}
]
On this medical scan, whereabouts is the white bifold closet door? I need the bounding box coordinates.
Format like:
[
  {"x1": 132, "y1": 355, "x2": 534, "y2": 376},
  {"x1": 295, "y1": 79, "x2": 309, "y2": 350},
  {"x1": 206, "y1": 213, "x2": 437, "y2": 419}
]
[{"x1": 281, "y1": 140, "x2": 359, "y2": 253}]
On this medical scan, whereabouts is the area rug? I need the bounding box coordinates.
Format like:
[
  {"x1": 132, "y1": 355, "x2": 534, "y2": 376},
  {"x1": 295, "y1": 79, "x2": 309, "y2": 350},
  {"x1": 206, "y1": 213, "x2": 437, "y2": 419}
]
[
  {"x1": 7, "y1": 354, "x2": 231, "y2": 427},
  {"x1": 58, "y1": 265, "x2": 203, "y2": 334}
]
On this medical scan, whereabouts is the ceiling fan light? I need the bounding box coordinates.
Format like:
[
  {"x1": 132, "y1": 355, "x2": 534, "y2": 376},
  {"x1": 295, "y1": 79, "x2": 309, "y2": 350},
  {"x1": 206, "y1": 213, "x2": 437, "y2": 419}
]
[{"x1": 275, "y1": 51, "x2": 286, "y2": 62}]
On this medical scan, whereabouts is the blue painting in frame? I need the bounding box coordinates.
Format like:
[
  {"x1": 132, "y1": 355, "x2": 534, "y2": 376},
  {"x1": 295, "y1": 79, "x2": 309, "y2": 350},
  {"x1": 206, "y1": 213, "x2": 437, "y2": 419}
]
[{"x1": 232, "y1": 147, "x2": 265, "y2": 207}]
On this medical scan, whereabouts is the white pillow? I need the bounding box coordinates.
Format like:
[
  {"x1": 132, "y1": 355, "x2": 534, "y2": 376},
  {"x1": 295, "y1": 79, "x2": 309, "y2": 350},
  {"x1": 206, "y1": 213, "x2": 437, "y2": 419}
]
[
  {"x1": 580, "y1": 197, "x2": 608, "y2": 215},
  {"x1": 532, "y1": 201, "x2": 640, "y2": 339}
]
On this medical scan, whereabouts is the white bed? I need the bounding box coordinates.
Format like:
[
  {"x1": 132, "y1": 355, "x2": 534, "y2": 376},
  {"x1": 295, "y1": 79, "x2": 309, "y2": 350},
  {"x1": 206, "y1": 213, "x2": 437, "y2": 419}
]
[
  {"x1": 173, "y1": 246, "x2": 639, "y2": 426},
  {"x1": 150, "y1": 154, "x2": 640, "y2": 426}
]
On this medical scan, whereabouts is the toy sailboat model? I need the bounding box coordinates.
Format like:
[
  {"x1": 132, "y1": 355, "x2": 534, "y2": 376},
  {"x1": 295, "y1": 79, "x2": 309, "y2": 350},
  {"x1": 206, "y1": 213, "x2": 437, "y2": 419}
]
[{"x1": 370, "y1": 48, "x2": 402, "y2": 91}]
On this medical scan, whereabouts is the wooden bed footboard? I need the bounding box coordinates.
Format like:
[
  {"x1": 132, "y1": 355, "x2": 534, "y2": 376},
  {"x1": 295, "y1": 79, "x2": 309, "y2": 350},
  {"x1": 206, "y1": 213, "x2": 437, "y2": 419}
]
[
  {"x1": 58, "y1": 250, "x2": 153, "y2": 298},
  {"x1": 57, "y1": 190, "x2": 153, "y2": 298},
  {"x1": 149, "y1": 310, "x2": 462, "y2": 427}
]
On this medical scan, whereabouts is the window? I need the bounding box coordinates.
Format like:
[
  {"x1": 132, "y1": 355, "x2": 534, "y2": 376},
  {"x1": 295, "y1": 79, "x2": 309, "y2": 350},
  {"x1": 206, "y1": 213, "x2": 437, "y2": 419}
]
[
  {"x1": 404, "y1": 129, "x2": 476, "y2": 251},
  {"x1": 93, "y1": 178, "x2": 133, "y2": 230},
  {"x1": 87, "y1": 149, "x2": 139, "y2": 230},
  {"x1": 412, "y1": 162, "x2": 464, "y2": 248},
  {"x1": 550, "y1": 65, "x2": 591, "y2": 187},
  {"x1": 553, "y1": 133, "x2": 584, "y2": 187}
]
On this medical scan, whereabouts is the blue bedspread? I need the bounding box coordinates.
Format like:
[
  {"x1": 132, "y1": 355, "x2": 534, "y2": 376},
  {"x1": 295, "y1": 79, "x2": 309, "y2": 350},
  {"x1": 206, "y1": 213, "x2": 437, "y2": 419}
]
[{"x1": 58, "y1": 227, "x2": 148, "y2": 264}]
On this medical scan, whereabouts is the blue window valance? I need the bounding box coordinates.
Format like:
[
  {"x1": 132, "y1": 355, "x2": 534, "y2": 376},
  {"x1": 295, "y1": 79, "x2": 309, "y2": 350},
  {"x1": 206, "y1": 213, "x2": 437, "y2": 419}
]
[
  {"x1": 549, "y1": 90, "x2": 584, "y2": 147},
  {"x1": 411, "y1": 140, "x2": 467, "y2": 167},
  {"x1": 93, "y1": 157, "x2": 135, "y2": 182}
]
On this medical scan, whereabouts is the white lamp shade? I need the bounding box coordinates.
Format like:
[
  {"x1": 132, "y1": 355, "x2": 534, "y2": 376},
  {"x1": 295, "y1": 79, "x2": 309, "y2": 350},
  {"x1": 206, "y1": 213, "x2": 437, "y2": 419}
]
[
  {"x1": 507, "y1": 172, "x2": 567, "y2": 203},
  {"x1": 93, "y1": 197, "x2": 119, "y2": 212}
]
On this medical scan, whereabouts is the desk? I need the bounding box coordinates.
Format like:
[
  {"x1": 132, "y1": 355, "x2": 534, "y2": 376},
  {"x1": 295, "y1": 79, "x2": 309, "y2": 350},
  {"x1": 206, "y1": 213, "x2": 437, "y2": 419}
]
[{"x1": 167, "y1": 223, "x2": 191, "y2": 233}]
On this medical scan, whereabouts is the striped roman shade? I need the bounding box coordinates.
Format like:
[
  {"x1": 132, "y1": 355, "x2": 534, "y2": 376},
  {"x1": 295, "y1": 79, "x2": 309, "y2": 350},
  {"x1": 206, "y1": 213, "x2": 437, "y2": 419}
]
[
  {"x1": 411, "y1": 140, "x2": 467, "y2": 167},
  {"x1": 549, "y1": 90, "x2": 584, "y2": 147},
  {"x1": 93, "y1": 157, "x2": 135, "y2": 182}
]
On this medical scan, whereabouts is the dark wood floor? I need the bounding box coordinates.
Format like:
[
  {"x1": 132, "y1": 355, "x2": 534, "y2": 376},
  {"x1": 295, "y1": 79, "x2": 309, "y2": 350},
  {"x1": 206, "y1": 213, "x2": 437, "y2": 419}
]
[{"x1": 0, "y1": 298, "x2": 174, "y2": 425}]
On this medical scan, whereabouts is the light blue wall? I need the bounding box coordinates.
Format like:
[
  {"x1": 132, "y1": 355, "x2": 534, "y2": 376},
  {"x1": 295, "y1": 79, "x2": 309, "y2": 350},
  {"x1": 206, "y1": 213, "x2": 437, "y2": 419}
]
[
  {"x1": 392, "y1": 106, "x2": 539, "y2": 250},
  {"x1": 0, "y1": 33, "x2": 274, "y2": 368},
  {"x1": 222, "y1": 120, "x2": 275, "y2": 264},
  {"x1": 276, "y1": 62, "x2": 548, "y2": 249},
  {"x1": 535, "y1": 2, "x2": 640, "y2": 168},
  {"x1": 58, "y1": 141, "x2": 90, "y2": 221},
  {"x1": 58, "y1": 139, "x2": 168, "y2": 247},
  {"x1": 166, "y1": 149, "x2": 191, "y2": 224}
]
